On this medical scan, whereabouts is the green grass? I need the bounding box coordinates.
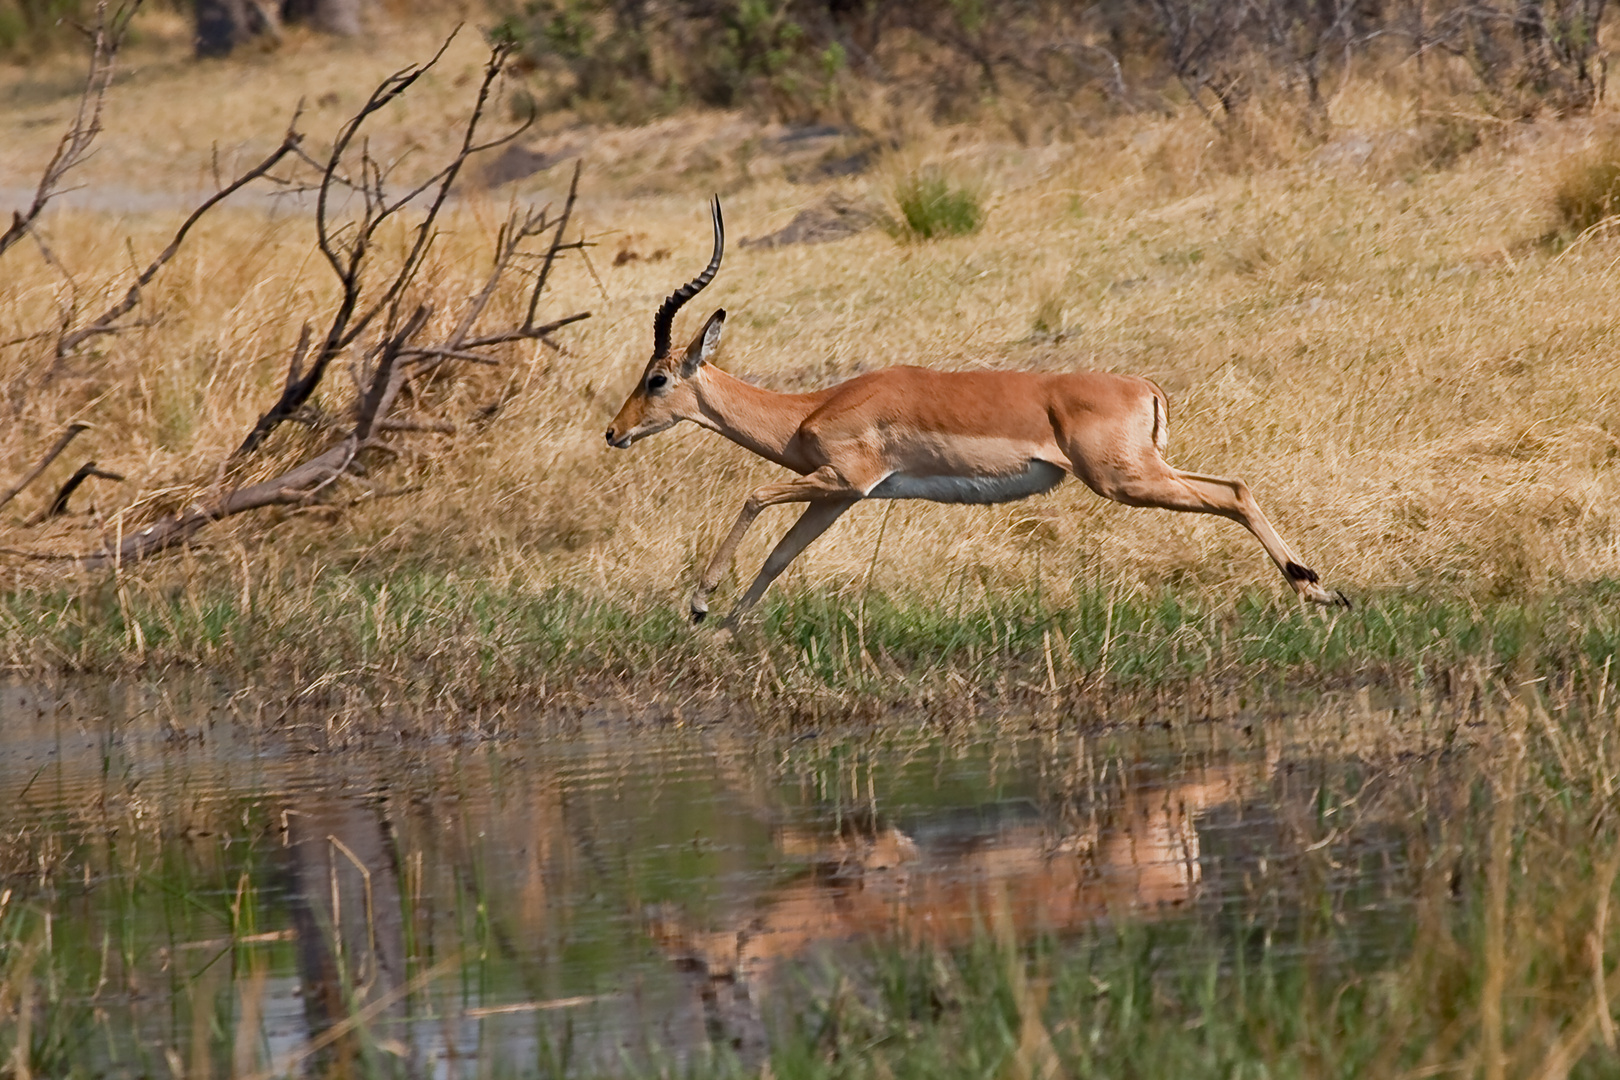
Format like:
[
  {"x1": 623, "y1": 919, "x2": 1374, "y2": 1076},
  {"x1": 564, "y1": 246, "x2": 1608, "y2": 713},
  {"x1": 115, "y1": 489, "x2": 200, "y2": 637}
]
[
  {"x1": 7, "y1": 569, "x2": 1620, "y2": 711},
  {"x1": 885, "y1": 169, "x2": 986, "y2": 242}
]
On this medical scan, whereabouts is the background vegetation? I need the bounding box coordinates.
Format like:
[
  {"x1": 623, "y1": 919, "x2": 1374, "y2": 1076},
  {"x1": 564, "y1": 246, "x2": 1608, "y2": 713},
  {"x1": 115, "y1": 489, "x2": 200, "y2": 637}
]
[
  {"x1": 2, "y1": 2, "x2": 1620, "y2": 709},
  {"x1": 490, "y1": 0, "x2": 1619, "y2": 127}
]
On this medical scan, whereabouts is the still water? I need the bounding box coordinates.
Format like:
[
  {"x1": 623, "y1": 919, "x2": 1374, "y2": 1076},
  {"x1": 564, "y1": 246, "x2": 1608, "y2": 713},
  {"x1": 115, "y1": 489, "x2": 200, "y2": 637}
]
[{"x1": 0, "y1": 679, "x2": 1427, "y2": 1077}]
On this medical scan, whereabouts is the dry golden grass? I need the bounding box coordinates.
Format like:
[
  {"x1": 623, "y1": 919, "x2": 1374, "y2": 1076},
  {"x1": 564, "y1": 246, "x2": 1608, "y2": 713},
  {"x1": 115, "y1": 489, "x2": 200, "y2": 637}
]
[{"x1": 3, "y1": 21, "x2": 1620, "y2": 695}]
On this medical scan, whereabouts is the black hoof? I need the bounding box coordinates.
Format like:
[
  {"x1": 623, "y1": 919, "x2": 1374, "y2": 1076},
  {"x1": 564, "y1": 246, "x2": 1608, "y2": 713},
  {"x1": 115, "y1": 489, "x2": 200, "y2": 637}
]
[
  {"x1": 691, "y1": 608, "x2": 707, "y2": 625},
  {"x1": 1334, "y1": 589, "x2": 1353, "y2": 610},
  {"x1": 1284, "y1": 561, "x2": 1320, "y2": 584}
]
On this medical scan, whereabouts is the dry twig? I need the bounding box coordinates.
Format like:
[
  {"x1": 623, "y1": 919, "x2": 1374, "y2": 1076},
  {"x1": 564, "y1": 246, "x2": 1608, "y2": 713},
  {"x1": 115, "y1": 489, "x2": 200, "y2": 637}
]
[
  {"x1": 27, "y1": 461, "x2": 125, "y2": 525},
  {"x1": 70, "y1": 44, "x2": 589, "y2": 569},
  {"x1": 0, "y1": 0, "x2": 145, "y2": 261},
  {"x1": 233, "y1": 34, "x2": 537, "y2": 458},
  {"x1": 54, "y1": 124, "x2": 305, "y2": 359},
  {"x1": 0, "y1": 424, "x2": 89, "y2": 512}
]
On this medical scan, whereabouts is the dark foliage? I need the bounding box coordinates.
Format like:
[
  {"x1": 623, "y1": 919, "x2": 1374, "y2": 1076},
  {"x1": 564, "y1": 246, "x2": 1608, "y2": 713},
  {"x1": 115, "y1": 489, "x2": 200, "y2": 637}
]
[{"x1": 489, "y1": 0, "x2": 1612, "y2": 124}]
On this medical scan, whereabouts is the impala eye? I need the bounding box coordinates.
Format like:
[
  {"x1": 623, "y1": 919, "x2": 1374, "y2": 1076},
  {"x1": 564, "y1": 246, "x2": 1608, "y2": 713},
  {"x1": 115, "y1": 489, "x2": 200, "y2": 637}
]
[{"x1": 647, "y1": 373, "x2": 668, "y2": 392}]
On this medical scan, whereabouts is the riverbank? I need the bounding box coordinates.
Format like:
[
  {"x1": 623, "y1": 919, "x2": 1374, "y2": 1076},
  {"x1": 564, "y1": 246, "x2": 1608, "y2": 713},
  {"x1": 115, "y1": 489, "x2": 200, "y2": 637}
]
[{"x1": 6, "y1": 568, "x2": 1617, "y2": 718}]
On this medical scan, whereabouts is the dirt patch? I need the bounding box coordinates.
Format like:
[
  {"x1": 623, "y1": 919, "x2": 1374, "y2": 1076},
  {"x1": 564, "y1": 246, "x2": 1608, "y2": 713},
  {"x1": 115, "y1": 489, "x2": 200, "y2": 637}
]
[{"x1": 740, "y1": 193, "x2": 880, "y2": 249}]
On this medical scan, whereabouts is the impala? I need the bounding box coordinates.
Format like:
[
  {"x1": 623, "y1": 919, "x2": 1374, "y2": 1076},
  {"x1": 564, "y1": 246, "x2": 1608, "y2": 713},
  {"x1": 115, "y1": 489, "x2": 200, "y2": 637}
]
[{"x1": 606, "y1": 199, "x2": 1349, "y2": 625}]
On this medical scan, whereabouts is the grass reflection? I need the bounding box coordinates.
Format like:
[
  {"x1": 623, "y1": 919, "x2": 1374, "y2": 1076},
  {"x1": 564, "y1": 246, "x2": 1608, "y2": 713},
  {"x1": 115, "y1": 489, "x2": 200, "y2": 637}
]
[{"x1": 0, "y1": 686, "x2": 1616, "y2": 1077}]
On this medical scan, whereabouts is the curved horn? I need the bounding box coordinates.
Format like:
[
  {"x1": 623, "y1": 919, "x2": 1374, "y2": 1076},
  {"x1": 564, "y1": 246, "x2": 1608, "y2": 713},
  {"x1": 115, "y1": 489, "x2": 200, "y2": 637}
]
[{"x1": 652, "y1": 196, "x2": 724, "y2": 358}]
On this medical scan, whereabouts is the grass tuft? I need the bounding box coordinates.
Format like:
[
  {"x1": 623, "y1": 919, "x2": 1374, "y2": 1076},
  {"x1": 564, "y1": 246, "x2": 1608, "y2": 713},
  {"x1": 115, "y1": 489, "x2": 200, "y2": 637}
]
[
  {"x1": 884, "y1": 168, "x2": 985, "y2": 242},
  {"x1": 1552, "y1": 135, "x2": 1620, "y2": 237}
]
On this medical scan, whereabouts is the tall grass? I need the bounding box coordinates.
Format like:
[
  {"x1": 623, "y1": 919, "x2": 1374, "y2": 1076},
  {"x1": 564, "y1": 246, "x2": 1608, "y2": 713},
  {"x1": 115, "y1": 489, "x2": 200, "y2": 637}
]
[
  {"x1": 4, "y1": 26, "x2": 1620, "y2": 707},
  {"x1": 1553, "y1": 134, "x2": 1620, "y2": 238},
  {"x1": 5, "y1": 566, "x2": 1620, "y2": 710}
]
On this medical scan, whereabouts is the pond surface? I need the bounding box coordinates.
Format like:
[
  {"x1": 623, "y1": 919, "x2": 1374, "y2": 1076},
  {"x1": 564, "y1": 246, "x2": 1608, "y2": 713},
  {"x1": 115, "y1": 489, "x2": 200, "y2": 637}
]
[{"x1": 0, "y1": 679, "x2": 1437, "y2": 1077}]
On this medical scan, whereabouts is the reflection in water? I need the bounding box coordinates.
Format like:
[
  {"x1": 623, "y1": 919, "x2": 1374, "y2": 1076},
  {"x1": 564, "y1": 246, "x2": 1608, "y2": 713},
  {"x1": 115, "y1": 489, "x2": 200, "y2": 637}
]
[
  {"x1": 0, "y1": 679, "x2": 1409, "y2": 1076},
  {"x1": 647, "y1": 756, "x2": 1270, "y2": 1062}
]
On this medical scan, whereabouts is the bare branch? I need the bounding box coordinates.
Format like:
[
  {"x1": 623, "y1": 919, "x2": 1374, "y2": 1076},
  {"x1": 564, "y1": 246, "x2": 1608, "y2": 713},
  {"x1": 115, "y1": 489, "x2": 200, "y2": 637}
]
[
  {"x1": 0, "y1": 0, "x2": 145, "y2": 261},
  {"x1": 0, "y1": 424, "x2": 89, "y2": 512},
  {"x1": 461, "y1": 311, "x2": 592, "y2": 350},
  {"x1": 444, "y1": 204, "x2": 547, "y2": 348},
  {"x1": 42, "y1": 40, "x2": 592, "y2": 570},
  {"x1": 355, "y1": 304, "x2": 431, "y2": 442},
  {"x1": 27, "y1": 461, "x2": 124, "y2": 525},
  {"x1": 234, "y1": 32, "x2": 516, "y2": 459},
  {"x1": 55, "y1": 124, "x2": 304, "y2": 359},
  {"x1": 399, "y1": 346, "x2": 502, "y2": 365},
  {"x1": 336, "y1": 41, "x2": 523, "y2": 355},
  {"x1": 283, "y1": 323, "x2": 315, "y2": 396},
  {"x1": 376, "y1": 418, "x2": 455, "y2": 434},
  {"x1": 82, "y1": 441, "x2": 358, "y2": 568},
  {"x1": 525, "y1": 161, "x2": 584, "y2": 331}
]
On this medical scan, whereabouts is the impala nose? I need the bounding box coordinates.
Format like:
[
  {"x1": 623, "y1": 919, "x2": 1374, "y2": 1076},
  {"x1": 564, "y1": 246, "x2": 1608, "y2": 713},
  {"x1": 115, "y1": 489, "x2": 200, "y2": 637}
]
[{"x1": 605, "y1": 427, "x2": 615, "y2": 445}]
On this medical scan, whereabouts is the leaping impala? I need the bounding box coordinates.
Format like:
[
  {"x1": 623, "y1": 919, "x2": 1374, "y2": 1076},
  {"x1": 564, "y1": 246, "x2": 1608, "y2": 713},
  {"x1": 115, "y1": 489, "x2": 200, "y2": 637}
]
[{"x1": 606, "y1": 199, "x2": 1349, "y2": 625}]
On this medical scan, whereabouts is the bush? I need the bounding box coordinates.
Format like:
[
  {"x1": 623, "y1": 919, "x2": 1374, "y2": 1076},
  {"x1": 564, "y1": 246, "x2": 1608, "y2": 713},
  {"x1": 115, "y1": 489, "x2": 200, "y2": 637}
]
[
  {"x1": 885, "y1": 169, "x2": 984, "y2": 242},
  {"x1": 494, "y1": 0, "x2": 849, "y2": 122},
  {"x1": 0, "y1": 0, "x2": 91, "y2": 56},
  {"x1": 1553, "y1": 137, "x2": 1620, "y2": 237}
]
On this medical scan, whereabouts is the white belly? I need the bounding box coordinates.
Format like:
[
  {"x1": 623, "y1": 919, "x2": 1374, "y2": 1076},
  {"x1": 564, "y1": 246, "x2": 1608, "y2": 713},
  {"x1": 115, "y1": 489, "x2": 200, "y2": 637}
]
[{"x1": 866, "y1": 461, "x2": 1066, "y2": 505}]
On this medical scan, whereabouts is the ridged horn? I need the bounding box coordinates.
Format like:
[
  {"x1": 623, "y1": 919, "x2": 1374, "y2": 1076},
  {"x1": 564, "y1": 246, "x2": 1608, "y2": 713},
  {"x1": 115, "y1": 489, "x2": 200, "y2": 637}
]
[{"x1": 652, "y1": 196, "x2": 724, "y2": 359}]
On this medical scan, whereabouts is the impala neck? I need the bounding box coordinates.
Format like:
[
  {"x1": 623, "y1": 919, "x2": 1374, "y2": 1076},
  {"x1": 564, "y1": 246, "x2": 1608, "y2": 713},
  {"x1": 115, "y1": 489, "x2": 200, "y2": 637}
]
[{"x1": 689, "y1": 365, "x2": 824, "y2": 471}]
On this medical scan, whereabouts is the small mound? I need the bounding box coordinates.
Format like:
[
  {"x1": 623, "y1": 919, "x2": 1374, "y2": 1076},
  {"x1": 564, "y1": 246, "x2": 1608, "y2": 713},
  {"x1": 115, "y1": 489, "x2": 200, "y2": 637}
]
[{"x1": 740, "y1": 193, "x2": 878, "y2": 249}]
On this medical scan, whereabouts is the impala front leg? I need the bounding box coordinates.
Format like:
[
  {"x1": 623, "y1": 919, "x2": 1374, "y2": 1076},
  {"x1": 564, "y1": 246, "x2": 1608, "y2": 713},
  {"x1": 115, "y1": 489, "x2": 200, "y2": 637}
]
[
  {"x1": 723, "y1": 497, "x2": 859, "y2": 627},
  {"x1": 691, "y1": 466, "x2": 861, "y2": 623}
]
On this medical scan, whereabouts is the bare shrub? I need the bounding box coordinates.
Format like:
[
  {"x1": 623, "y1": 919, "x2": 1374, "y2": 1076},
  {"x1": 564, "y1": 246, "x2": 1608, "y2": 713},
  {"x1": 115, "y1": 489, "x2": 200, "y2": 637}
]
[{"x1": 1, "y1": 34, "x2": 591, "y2": 567}]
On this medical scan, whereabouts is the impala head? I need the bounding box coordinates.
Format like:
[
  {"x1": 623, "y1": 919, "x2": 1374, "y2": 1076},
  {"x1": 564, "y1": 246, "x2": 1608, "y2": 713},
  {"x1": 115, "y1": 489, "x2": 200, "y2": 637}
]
[{"x1": 606, "y1": 198, "x2": 727, "y2": 449}]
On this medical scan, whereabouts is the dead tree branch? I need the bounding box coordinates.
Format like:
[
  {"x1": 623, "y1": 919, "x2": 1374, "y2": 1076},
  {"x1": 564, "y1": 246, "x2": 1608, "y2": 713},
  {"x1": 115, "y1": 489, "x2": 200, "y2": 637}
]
[
  {"x1": 67, "y1": 43, "x2": 590, "y2": 570},
  {"x1": 0, "y1": 0, "x2": 145, "y2": 261},
  {"x1": 232, "y1": 32, "x2": 538, "y2": 459},
  {"x1": 82, "y1": 441, "x2": 360, "y2": 569},
  {"x1": 28, "y1": 462, "x2": 125, "y2": 525},
  {"x1": 0, "y1": 424, "x2": 89, "y2": 512},
  {"x1": 54, "y1": 123, "x2": 305, "y2": 359}
]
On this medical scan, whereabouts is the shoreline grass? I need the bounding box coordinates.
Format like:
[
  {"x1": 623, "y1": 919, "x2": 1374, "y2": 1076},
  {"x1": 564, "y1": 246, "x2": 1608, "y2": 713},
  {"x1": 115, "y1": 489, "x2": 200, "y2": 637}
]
[{"x1": 6, "y1": 567, "x2": 1619, "y2": 712}]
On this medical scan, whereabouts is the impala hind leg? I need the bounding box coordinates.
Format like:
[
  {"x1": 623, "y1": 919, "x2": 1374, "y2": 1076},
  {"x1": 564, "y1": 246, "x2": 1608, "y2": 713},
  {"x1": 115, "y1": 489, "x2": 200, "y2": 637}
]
[
  {"x1": 691, "y1": 466, "x2": 862, "y2": 623},
  {"x1": 1093, "y1": 459, "x2": 1348, "y2": 608}
]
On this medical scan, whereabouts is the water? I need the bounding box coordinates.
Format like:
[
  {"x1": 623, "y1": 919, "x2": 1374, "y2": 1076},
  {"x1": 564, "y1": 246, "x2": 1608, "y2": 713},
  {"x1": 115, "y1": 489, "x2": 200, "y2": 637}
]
[{"x1": 0, "y1": 678, "x2": 1436, "y2": 1077}]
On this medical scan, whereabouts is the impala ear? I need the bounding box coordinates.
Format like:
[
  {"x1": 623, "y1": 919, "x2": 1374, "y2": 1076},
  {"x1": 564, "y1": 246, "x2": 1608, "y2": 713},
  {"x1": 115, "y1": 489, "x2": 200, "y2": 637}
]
[{"x1": 681, "y1": 309, "x2": 726, "y2": 376}]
